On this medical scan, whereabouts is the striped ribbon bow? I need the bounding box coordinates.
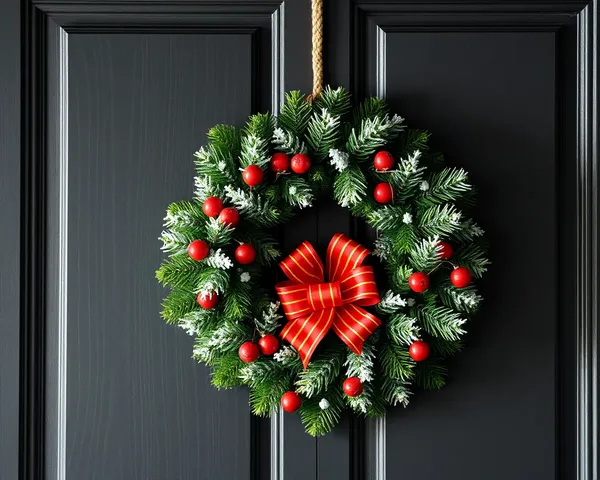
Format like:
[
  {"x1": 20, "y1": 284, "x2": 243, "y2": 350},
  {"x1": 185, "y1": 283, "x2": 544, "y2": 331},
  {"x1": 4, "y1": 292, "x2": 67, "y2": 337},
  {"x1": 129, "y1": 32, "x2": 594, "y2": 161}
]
[{"x1": 275, "y1": 233, "x2": 382, "y2": 368}]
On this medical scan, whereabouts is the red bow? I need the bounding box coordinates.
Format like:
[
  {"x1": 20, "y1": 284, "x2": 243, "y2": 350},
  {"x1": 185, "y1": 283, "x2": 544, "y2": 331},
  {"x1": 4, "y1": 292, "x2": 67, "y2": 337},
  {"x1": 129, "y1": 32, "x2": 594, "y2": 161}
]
[{"x1": 275, "y1": 233, "x2": 382, "y2": 368}]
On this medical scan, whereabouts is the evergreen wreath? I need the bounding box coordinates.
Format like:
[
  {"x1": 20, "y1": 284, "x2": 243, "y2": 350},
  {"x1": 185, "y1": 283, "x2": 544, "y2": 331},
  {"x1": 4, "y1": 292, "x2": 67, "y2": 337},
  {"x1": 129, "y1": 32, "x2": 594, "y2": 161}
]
[{"x1": 156, "y1": 86, "x2": 489, "y2": 436}]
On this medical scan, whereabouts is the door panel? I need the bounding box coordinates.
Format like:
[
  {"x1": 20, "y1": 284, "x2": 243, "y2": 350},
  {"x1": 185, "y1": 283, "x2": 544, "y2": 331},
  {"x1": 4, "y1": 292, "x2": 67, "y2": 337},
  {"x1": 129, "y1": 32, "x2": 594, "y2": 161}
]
[
  {"x1": 5, "y1": 1, "x2": 598, "y2": 479},
  {"x1": 383, "y1": 31, "x2": 556, "y2": 478}
]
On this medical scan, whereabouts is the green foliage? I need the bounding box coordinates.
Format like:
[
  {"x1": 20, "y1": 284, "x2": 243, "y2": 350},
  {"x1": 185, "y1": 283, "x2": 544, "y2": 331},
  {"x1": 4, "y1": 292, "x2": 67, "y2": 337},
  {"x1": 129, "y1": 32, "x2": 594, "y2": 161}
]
[
  {"x1": 333, "y1": 164, "x2": 367, "y2": 208},
  {"x1": 278, "y1": 90, "x2": 313, "y2": 136},
  {"x1": 314, "y1": 86, "x2": 352, "y2": 117},
  {"x1": 420, "y1": 167, "x2": 471, "y2": 206},
  {"x1": 416, "y1": 360, "x2": 448, "y2": 391},
  {"x1": 211, "y1": 353, "x2": 245, "y2": 389},
  {"x1": 160, "y1": 288, "x2": 197, "y2": 324},
  {"x1": 379, "y1": 342, "x2": 415, "y2": 382},
  {"x1": 296, "y1": 349, "x2": 344, "y2": 397},
  {"x1": 299, "y1": 385, "x2": 345, "y2": 436},
  {"x1": 156, "y1": 85, "x2": 489, "y2": 437},
  {"x1": 418, "y1": 305, "x2": 467, "y2": 341}
]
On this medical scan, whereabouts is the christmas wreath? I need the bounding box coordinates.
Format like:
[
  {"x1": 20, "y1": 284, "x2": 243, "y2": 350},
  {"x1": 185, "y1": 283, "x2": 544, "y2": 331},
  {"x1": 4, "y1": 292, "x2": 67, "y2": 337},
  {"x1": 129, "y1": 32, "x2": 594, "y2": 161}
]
[{"x1": 157, "y1": 86, "x2": 489, "y2": 436}]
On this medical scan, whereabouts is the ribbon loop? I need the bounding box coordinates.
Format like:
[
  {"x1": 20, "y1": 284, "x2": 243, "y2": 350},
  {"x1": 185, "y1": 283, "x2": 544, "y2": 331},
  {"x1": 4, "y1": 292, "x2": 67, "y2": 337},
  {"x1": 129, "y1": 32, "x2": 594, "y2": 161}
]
[{"x1": 276, "y1": 233, "x2": 382, "y2": 368}]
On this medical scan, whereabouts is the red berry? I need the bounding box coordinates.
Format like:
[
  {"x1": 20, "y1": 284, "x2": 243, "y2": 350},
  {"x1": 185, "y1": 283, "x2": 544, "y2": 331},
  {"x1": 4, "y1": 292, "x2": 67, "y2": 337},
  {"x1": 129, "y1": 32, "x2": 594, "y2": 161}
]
[
  {"x1": 290, "y1": 153, "x2": 311, "y2": 174},
  {"x1": 437, "y1": 241, "x2": 453, "y2": 260},
  {"x1": 218, "y1": 207, "x2": 239, "y2": 227},
  {"x1": 242, "y1": 164, "x2": 264, "y2": 187},
  {"x1": 373, "y1": 182, "x2": 394, "y2": 203},
  {"x1": 374, "y1": 151, "x2": 395, "y2": 171},
  {"x1": 238, "y1": 341, "x2": 260, "y2": 363},
  {"x1": 408, "y1": 272, "x2": 430, "y2": 293},
  {"x1": 258, "y1": 334, "x2": 279, "y2": 355},
  {"x1": 343, "y1": 377, "x2": 363, "y2": 397},
  {"x1": 281, "y1": 391, "x2": 302, "y2": 412},
  {"x1": 197, "y1": 291, "x2": 219, "y2": 309},
  {"x1": 202, "y1": 196, "x2": 224, "y2": 217},
  {"x1": 270, "y1": 152, "x2": 290, "y2": 172},
  {"x1": 235, "y1": 243, "x2": 256, "y2": 265},
  {"x1": 187, "y1": 240, "x2": 209, "y2": 261},
  {"x1": 450, "y1": 267, "x2": 472, "y2": 288},
  {"x1": 409, "y1": 340, "x2": 430, "y2": 362}
]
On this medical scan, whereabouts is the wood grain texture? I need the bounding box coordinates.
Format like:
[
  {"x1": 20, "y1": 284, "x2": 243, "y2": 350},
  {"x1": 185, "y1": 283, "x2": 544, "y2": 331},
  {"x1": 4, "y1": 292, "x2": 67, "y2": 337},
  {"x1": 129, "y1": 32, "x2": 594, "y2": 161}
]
[
  {"x1": 382, "y1": 31, "x2": 557, "y2": 480},
  {"x1": 0, "y1": 0, "x2": 20, "y2": 479},
  {"x1": 62, "y1": 33, "x2": 253, "y2": 480}
]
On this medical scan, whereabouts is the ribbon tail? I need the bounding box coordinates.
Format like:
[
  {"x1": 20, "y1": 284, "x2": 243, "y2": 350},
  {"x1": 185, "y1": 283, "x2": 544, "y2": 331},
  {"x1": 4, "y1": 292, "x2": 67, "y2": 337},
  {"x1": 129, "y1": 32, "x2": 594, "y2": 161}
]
[
  {"x1": 280, "y1": 309, "x2": 335, "y2": 369},
  {"x1": 331, "y1": 304, "x2": 382, "y2": 355}
]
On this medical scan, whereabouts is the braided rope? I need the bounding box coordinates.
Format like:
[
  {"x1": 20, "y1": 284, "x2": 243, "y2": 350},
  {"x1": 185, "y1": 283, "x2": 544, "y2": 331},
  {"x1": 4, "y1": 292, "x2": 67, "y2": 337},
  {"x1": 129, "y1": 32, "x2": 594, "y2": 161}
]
[{"x1": 309, "y1": 0, "x2": 323, "y2": 101}]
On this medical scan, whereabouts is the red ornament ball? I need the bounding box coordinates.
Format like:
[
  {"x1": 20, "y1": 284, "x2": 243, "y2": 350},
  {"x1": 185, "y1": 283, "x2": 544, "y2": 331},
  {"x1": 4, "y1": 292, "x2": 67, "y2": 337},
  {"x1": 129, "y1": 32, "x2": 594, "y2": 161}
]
[
  {"x1": 238, "y1": 341, "x2": 260, "y2": 363},
  {"x1": 373, "y1": 182, "x2": 394, "y2": 203},
  {"x1": 235, "y1": 243, "x2": 256, "y2": 265},
  {"x1": 187, "y1": 240, "x2": 209, "y2": 261},
  {"x1": 202, "y1": 196, "x2": 223, "y2": 218},
  {"x1": 342, "y1": 377, "x2": 364, "y2": 397},
  {"x1": 450, "y1": 266, "x2": 472, "y2": 288},
  {"x1": 258, "y1": 334, "x2": 279, "y2": 355},
  {"x1": 409, "y1": 340, "x2": 430, "y2": 362},
  {"x1": 218, "y1": 207, "x2": 240, "y2": 227},
  {"x1": 408, "y1": 272, "x2": 430, "y2": 293},
  {"x1": 242, "y1": 164, "x2": 264, "y2": 187},
  {"x1": 290, "y1": 153, "x2": 311, "y2": 174},
  {"x1": 281, "y1": 391, "x2": 302, "y2": 412},
  {"x1": 374, "y1": 151, "x2": 395, "y2": 171},
  {"x1": 437, "y1": 241, "x2": 453, "y2": 260},
  {"x1": 197, "y1": 291, "x2": 219, "y2": 309},
  {"x1": 270, "y1": 152, "x2": 290, "y2": 172}
]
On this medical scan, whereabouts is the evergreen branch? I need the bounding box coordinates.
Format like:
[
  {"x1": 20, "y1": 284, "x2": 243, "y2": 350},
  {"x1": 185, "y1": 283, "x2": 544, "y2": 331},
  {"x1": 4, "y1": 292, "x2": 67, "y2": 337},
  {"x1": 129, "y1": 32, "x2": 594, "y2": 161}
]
[
  {"x1": 377, "y1": 290, "x2": 408, "y2": 314},
  {"x1": 240, "y1": 113, "x2": 274, "y2": 168},
  {"x1": 409, "y1": 236, "x2": 442, "y2": 271},
  {"x1": 387, "y1": 313, "x2": 420, "y2": 345},
  {"x1": 278, "y1": 90, "x2": 313, "y2": 136},
  {"x1": 272, "y1": 127, "x2": 307, "y2": 155},
  {"x1": 193, "y1": 318, "x2": 251, "y2": 365},
  {"x1": 429, "y1": 337, "x2": 463, "y2": 357},
  {"x1": 351, "y1": 97, "x2": 387, "y2": 129},
  {"x1": 333, "y1": 164, "x2": 367, "y2": 207},
  {"x1": 438, "y1": 284, "x2": 482, "y2": 314},
  {"x1": 194, "y1": 145, "x2": 235, "y2": 184},
  {"x1": 313, "y1": 86, "x2": 352, "y2": 117},
  {"x1": 296, "y1": 349, "x2": 344, "y2": 397},
  {"x1": 281, "y1": 176, "x2": 314, "y2": 209},
  {"x1": 194, "y1": 175, "x2": 220, "y2": 201},
  {"x1": 163, "y1": 200, "x2": 206, "y2": 229},
  {"x1": 451, "y1": 218, "x2": 486, "y2": 243},
  {"x1": 254, "y1": 301, "x2": 283, "y2": 334},
  {"x1": 300, "y1": 385, "x2": 345, "y2": 436},
  {"x1": 418, "y1": 305, "x2": 467, "y2": 341},
  {"x1": 380, "y1": 378, "x2": 412, "y2": 407},
  {"x1": 418, "y1": 203, "x2": 463, "y2": 237},
  {"x1": 346, "y1": 114, "x2": 405, "y2": 161},
  {"x1": 211, "y1": 352, "x2": 245, "y2": 389},
  {"x1": 345, "y1": 340, "x2": 376, "y2": 383},
  {"x1": 223, "y1": 185, "x2": 292, "y2": 227},
  {"x1": 415, "y1": 360, "x2": 447, "y2": 390},
  {"x1": 420, "y1": 167, "x2": 471, "y2": 206},
  {"x1": 396, "y1": 129, "x2": 430, "y2": 157},
  {"x1": 223, "y1": 275, "x2": 254, "y2": 320},
  {"x1": 160, "y1": 288, "x2": 197, "y2": 324},
  {"x1": 366, "y1": 206, "x2": 407, "y2": 231},
  {"x1": 453, "y1": 243, "x2": 490, "y2": 278},
  {"x1": 307, "y1": 108, "x2": 342, "y2": 159},
  {"x1": 379, "y1": 342, "x2": 415, "y2": 381}
]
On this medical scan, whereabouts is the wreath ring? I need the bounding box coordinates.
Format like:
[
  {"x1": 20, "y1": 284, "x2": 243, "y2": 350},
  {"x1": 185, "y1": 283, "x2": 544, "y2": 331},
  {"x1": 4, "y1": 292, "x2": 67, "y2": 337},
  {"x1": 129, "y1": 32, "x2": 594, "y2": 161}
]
[{"x1": 157, "y1": 86, "x2": 489, "y2": 436}]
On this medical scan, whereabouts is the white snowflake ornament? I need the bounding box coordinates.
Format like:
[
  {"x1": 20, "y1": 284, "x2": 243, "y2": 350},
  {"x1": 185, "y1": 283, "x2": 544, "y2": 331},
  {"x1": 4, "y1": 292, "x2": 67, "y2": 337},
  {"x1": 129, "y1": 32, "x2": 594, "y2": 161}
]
[{"x1": 319, "y1": 398, "x2": 330, "y2": 410}]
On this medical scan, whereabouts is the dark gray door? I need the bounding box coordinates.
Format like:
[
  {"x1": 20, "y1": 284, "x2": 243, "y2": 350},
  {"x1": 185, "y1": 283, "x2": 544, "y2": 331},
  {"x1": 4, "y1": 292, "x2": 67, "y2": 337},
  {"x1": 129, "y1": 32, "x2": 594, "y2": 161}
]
[{"x1": 2, "y1": 1, "x2": 597, "y2": 479}]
